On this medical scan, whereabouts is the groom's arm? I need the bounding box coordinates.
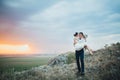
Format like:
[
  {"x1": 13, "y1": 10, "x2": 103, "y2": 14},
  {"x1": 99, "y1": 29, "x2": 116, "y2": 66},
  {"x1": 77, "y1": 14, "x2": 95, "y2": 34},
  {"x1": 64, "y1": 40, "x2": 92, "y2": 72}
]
[{"x1": 73, "y1": 38, "x2": 77, "y2": 45}]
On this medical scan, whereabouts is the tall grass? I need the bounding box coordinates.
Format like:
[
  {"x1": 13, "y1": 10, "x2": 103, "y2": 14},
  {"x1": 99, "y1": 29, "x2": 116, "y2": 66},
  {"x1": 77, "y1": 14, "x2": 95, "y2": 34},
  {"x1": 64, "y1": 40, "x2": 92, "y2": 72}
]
[{"x1": 0, "y1": 56, "x2": 51, "y2": 72}]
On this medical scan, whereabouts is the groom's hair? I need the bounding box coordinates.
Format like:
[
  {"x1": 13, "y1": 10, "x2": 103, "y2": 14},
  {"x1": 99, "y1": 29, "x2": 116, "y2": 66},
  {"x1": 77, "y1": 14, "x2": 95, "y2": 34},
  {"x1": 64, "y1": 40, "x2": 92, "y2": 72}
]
[
  {"x1": 74, "y1": 32, "x2": 78, "y2": 36},
  {"x1": 79, "y1": 32, "x2": 86, "y2": 39}
]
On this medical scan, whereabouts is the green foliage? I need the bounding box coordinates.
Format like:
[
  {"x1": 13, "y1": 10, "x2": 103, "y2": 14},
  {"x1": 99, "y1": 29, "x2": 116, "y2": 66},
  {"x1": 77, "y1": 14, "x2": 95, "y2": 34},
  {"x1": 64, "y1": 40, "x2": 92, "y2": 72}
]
[
  {"x1": 66, "y1": 52, "x2": 75, "y2": 64},
  {"x1": 0, "y1": 57, "x2": 51, "y2": 72}
]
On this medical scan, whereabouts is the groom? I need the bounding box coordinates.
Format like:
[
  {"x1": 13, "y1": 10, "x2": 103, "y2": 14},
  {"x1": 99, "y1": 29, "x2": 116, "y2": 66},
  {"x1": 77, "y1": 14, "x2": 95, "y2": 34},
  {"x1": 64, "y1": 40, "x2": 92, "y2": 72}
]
[{"x1": 74, "y1": 32, "x2": 86, "y2": 75}]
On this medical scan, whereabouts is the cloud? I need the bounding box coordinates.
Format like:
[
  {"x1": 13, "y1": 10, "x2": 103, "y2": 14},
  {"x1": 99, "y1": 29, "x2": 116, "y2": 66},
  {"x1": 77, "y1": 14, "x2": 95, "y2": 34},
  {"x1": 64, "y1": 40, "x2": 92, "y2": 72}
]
[
  {"x1": 24, "y1": 0, "x2": 119, "y2": 32},
  {"x1": 20, "y1": 0, "x2": 108, "y2": 34},
  {"x1": 104, "y1": 13, "x2": 120, "y2": 23},
  {"x1": 87, "y1": 34, "x2": 120, "y2": 50},
  {"x1": 18, "y1": 0, "x2": 120, "y2": 53},
  {"x1": 1, "y1": 0, "x2": 120, "y2": 53},
  {"x1": 5, "y1": 0, "x2": 38, "y2": 8},
  {"x1": 28, "y1": 0, "x2": 105, "y2": 24}
]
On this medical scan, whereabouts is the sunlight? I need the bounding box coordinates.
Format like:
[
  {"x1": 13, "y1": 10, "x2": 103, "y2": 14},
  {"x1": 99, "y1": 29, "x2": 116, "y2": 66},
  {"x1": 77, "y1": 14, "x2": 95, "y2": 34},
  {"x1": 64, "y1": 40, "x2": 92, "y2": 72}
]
[{"x1": 0, "y1": 44, "x2": 30, "y2": 54}]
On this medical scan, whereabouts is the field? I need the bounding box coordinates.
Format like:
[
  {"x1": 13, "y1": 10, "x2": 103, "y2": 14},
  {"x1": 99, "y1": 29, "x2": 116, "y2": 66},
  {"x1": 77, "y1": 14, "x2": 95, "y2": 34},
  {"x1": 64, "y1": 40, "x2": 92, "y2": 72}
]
[{"x1": 0, "y1": 56, "x2": 53, "y2": 72}]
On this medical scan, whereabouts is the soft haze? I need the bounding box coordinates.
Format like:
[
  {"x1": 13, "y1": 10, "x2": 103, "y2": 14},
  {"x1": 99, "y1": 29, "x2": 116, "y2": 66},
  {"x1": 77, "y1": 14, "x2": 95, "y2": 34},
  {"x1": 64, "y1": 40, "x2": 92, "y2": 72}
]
[{"x1": 0, "y1": 0, "x2": 120, "y2": 54}]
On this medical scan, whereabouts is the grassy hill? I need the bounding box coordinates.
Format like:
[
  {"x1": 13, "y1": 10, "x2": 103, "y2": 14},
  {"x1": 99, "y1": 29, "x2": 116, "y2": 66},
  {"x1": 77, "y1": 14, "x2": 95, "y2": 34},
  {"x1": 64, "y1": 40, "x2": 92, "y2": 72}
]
[{"x1": 0, "y1": 42, "x2": 120, "y2": 80}]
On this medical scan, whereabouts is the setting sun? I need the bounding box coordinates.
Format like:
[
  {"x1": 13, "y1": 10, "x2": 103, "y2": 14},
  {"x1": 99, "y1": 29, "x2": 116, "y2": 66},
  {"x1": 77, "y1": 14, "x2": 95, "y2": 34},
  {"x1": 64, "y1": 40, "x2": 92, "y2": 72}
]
[{"x1": 0, "y1": 44, "x2": 30, "y2": 55}]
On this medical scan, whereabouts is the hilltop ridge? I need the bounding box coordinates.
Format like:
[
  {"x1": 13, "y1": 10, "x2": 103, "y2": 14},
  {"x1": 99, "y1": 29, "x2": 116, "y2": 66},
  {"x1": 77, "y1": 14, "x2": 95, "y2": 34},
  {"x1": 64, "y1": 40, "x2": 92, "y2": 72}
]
[{"x1": 1, "y1": 42, "x2": 120, "y2": 80}]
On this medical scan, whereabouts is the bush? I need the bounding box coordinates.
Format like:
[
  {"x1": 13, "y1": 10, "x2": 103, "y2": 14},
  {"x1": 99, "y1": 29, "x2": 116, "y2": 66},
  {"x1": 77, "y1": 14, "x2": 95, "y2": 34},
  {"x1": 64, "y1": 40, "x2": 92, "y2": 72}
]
[{"x1": 66, "y1": 52, "x2": 75, "y2": 64}]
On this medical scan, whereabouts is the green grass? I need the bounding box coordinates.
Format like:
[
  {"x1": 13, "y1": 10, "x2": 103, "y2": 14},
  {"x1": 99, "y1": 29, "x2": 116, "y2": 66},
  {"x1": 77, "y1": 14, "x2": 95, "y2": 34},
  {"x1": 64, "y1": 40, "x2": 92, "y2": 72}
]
[{"x1": 0, "y1": 56, "x2": 52, "y2": 72}]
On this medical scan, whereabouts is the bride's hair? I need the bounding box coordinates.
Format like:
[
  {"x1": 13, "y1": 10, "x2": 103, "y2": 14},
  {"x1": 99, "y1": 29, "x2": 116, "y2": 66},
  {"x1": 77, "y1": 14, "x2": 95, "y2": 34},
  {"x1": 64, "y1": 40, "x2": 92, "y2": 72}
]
[{"x1": 74, "y1": 32, "x2": 78, "y2": 36}]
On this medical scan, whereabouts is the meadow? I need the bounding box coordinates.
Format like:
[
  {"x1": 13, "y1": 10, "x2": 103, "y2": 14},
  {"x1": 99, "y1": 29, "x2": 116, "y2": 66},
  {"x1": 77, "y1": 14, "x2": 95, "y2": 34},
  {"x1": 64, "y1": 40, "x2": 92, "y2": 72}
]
[{"x1": 0, "y1": 56, "x2": 52, "y2": 72}]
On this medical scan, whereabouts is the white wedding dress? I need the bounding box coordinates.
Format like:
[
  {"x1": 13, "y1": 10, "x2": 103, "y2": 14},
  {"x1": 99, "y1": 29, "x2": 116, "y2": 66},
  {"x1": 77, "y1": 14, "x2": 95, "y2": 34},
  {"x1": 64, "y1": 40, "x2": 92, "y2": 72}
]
[{"x1": 74, "y1": 37, "x2": 86, "y2": 51}]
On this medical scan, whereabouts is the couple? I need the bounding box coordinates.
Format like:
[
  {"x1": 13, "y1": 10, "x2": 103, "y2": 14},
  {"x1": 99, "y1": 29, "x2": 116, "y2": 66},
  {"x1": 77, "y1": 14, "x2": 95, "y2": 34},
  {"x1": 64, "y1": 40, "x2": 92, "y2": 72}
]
[{"x1": 73, "y1": 32, "x2": 93, "y2": 75}]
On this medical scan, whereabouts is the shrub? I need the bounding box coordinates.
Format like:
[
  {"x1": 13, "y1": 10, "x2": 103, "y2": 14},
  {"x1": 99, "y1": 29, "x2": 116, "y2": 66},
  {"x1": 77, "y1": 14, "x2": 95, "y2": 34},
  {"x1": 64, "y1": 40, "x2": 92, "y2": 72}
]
[{"x1": 66, "y1": 52, "x2": 75, "y2": 64}]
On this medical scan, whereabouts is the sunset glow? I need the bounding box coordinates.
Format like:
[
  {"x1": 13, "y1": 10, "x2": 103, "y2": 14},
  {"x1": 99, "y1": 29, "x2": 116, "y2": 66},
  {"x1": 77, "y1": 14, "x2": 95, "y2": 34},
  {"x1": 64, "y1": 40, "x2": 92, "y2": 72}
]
[
  {"x1": 0, "y1": 0, "x2": 120, "y2": 54},
  {"x1": 0, "y1": 44, "x2": 30, "y2": 55}
]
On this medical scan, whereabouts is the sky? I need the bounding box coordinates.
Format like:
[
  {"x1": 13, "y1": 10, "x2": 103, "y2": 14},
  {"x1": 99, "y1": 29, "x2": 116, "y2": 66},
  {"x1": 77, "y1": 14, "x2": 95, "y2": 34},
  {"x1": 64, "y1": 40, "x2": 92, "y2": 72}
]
[{"x1": 0, "y1": 0, "x2": 120, "y2": 54}]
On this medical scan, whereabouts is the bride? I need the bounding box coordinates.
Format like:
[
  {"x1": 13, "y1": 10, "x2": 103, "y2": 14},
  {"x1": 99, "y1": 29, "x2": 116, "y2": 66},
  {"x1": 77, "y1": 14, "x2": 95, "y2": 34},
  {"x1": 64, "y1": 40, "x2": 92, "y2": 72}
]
[{"x1": 74, "y1": 32, "x2": 93, "y2": 55}]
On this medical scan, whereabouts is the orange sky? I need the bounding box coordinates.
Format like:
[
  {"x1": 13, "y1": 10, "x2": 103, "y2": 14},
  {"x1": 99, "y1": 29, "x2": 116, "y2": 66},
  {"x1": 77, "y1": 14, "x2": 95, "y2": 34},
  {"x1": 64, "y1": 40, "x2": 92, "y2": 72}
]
[{"x1": 0, "y1": 44, "x2": 31, "y2": 55}]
